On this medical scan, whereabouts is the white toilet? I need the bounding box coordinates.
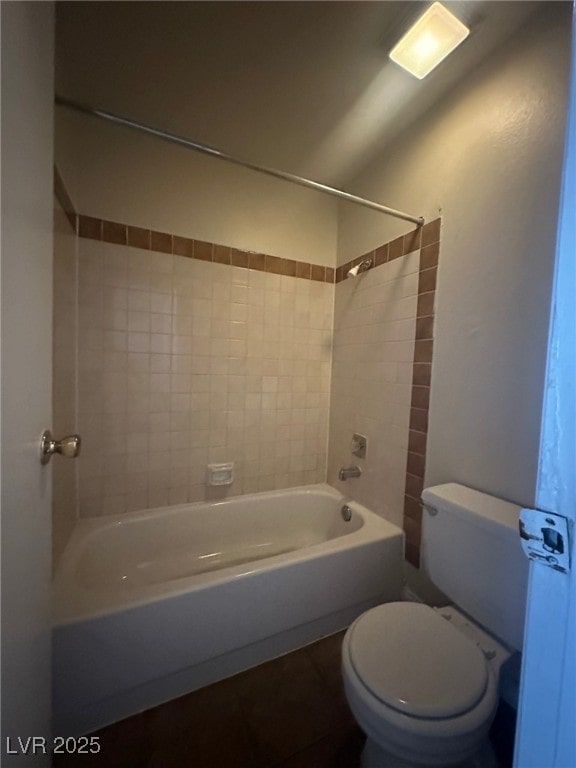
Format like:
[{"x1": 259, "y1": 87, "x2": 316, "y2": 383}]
[{"x1": 342, "y1": 483, "x2": 529, "y2": 768}]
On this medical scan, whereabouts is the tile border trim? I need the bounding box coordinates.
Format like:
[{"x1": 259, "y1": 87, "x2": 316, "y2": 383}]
[
  {"x1": 53, "y1": 164, "x2": 432, "y2": 297},
  {"x1": 76, "y1": 213, "x2": 336, "y2": 285},
  {"x1": 403, "y1": 217, "x2": 440, "y2": 568},
  {"x1": 53, "y1": 166, "x2": 337, "y2": 284},
  {"x1": 335, "y1": 223, "x2": 428, "y2": 283}
]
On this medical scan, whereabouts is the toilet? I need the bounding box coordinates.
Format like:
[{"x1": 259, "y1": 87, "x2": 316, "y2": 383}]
[{"x1": 342, "y1": 483, "x2": 529, "y2": 768}]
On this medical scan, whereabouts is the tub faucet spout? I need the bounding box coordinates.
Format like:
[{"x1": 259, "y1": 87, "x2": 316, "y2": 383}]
[{"x1": 339, "y1": 466, "x2": 362, "y2": 481}]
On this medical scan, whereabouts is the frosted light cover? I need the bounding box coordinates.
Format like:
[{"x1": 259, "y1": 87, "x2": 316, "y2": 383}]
[{"x1": 389, "y1": 2, "x2": 469, "y2": 80}]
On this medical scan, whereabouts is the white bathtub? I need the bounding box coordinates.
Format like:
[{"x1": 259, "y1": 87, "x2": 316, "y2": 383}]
[{"x1": 53, "y1": 484, "x2": 403, "y2": 734}]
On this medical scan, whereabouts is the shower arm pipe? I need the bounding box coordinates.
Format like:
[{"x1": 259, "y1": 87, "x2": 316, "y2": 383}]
[{"x1": 55, "y1": 95, "x2": 424, "y2": 227}]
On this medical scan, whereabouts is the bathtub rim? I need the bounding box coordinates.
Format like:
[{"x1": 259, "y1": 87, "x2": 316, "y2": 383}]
[{"x1": 53, "y1": 483, "x2": 404, "y2": 626}]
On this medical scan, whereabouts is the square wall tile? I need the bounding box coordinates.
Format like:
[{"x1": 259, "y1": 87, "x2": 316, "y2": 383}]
[{"x1": 76, "y1": 240, "x2": 334, "y2": 517}]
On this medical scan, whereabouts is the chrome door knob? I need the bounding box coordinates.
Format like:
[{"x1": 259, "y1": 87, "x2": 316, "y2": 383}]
[{"x1": 40, "y1": 430, "x2": 81, "y2": 465}]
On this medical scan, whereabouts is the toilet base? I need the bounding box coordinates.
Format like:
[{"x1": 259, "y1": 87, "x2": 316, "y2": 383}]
[{"x1": 360, "y1": 736, "x2": 500, "y2": 768}]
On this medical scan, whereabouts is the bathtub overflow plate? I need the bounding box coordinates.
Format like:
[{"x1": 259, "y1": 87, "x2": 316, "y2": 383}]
[{"x1": 341, "y1": 504, "x2": 353, "y2": 522}]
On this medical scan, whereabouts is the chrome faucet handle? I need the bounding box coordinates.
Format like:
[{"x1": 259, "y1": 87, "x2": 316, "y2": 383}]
[{"x1": 40, "y1": 430, "x2": 81, "y2": 465}]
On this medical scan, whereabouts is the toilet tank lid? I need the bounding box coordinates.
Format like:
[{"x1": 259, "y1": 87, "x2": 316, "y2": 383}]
[{"x1": 421, "y1": 483, "x2": 522, "y2": 536}]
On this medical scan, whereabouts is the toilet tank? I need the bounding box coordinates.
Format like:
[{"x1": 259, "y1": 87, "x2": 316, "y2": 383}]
[{"x1": 421, "y1": 483, "x2": 529, "y2": 651}]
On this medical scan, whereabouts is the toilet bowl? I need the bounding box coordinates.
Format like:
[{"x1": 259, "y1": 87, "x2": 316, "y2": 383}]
[
  {"x1": 340, "y1": 483, "x2": 528, "y2": 768},
  {"x1": 342, "y1": 602, "x2": 503, "y2": 767}
]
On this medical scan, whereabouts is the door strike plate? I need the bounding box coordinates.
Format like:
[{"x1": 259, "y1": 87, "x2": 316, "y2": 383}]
[{"x1": 519, "y1": 508, "x2": 571, "y2": 573}]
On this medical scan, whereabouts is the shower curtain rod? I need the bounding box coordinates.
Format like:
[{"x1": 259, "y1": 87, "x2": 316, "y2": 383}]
[{"x1": 56, "y1": 95, "x2": 424, "y2": 227}]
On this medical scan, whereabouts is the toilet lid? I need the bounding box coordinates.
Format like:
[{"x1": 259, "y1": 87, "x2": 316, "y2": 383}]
[{"x1": 348, "y1": 602, "x2": 488, "y2": 719}]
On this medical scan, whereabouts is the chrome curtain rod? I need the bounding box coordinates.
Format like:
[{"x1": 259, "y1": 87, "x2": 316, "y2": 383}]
[{"x1": 56, "y1": 95, "x2": 424, "y2": 227}]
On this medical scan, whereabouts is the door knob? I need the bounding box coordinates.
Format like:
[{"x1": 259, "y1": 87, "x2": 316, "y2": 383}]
[{"x1": 40, "y1": 430, "x2": 81, "y2": 465}]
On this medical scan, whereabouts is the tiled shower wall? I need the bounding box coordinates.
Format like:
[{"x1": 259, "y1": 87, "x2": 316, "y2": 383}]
[
  {"x1": 328, "y1": 251, "x2": 420, "y2": 528},
  {"x1": 53, "y1": 171, "x2": 438, "y2": 567},
  {"x1": 76, "y1": 237, "x2": 333, "y2": 517},
  {"x1": 328, "y1": 220, "x2": 440, "y2": 565}
]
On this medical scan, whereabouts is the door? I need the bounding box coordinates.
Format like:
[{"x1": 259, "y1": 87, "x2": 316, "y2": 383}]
[
  {"x1": 514, "y1": 8, "x2": 576, "y2": 767},
  {"x1": 1, "y1": 3, "x2": 55, "y2": 763}
]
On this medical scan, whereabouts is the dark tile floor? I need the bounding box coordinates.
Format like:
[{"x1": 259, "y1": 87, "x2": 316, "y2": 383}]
[
  {"x1": 53, "y1": 630, "x2": 366, "y2": 768},
  {"x1": 53, "y1": 629, "x2": 516, "y2": 768}
]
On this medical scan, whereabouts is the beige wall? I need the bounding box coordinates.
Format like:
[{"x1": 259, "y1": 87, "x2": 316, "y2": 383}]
[
  {"x1": 336, "y1": 6, "x2": 571, "y2": 508},
  {"x1": 52, "y1": 198, "x2": 78, "y2": 561},
  {"x1": 76, "y1": 238, "x2": 332, "y2": 517},
  {"x1": 55, "y1": 110, "x2": 338, "y2": 267}
]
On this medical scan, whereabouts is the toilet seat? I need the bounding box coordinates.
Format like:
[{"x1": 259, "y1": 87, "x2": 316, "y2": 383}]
[
  {"x1": 348, "y1": 602, "x2": 489, "y2": 719},
  {"x1": 342, "y1": 602, "x2": 499, "y2": 766}
]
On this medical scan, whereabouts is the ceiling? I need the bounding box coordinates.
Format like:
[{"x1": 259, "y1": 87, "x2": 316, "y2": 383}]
[{"x1": 56, "y1": 1, "x2": 547, "y2": 187}]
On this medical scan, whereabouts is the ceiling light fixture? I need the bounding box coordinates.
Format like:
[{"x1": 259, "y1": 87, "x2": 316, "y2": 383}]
[{"x1": 389, "y1": 2, "x2": 470, "y2": 80}]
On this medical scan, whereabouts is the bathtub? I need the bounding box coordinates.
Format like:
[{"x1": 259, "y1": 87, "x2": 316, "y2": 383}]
[{"x1": 53, "y1": 484, "x2": 403, "y2": 735}]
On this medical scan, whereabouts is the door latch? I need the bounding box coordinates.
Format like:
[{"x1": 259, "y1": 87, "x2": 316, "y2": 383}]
[{"x1": 519, "y1": 508, "x2": 571, "y2": 573}]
